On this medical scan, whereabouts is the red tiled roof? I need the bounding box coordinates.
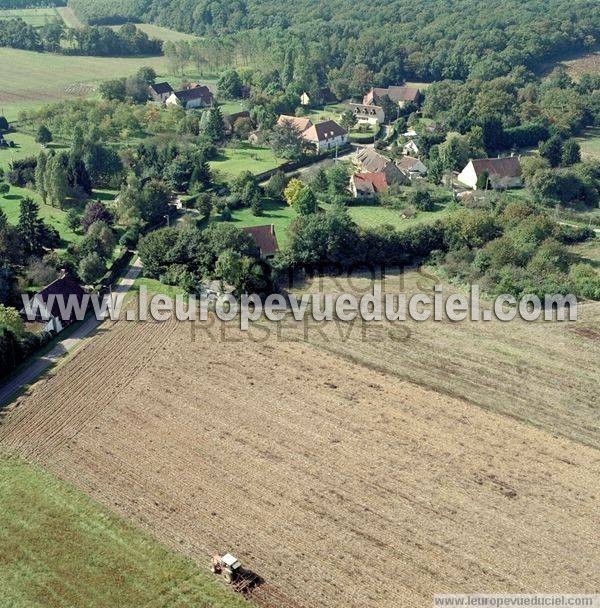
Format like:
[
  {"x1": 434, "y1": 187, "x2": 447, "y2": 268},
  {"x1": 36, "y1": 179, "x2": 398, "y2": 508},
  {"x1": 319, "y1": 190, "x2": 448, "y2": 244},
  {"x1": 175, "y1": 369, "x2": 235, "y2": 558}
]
[
  {"x1": 277, "y1": 115, "x2": 313, "y2": 132},
  {"x1": 352, "y1": 172, "x2": 388, "y2": 194},
  {"x1": 242, "y1": 225, "x2": 279, "y2": 257}
]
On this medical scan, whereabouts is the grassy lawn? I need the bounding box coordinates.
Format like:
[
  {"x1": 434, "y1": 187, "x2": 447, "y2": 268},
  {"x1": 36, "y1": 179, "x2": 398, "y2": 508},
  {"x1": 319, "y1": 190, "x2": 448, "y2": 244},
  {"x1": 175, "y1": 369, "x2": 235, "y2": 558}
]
[
  {"x1": 577, "y1": 126, "x2": 600, "y2": 160},
  {"x1": 109, "y1": 22, "x2": 199, "y2": 42},
  {"x1": 55, "y1": 6, "x2": 83, "y2": 28},
  {"x1": 213, "y1": 198, "x2": 296, "y2": 247},
  {"x1": 0, "y1": 131, "x2": 83, "y2": 245},
  {"x1": 0, "y1": 7, "x2": 60, "y2": 26},
  {"x1": 303, "y1": 104, "x2": 346, "y2": 123},
  {"x1": 209, "y1": 143, "x2": 283, "y2": 178},
  {"x1": 218, "y1": 100, "x2": 246, "y2": 115},
  {"x1": 0, "y1": 456, "x2": 251, "y2": 608}
]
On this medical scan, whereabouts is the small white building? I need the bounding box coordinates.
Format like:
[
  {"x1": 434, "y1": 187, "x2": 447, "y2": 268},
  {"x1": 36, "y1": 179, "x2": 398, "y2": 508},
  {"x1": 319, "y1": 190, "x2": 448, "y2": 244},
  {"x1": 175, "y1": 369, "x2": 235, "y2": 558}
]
[
  {"x1": 148, "y1": 82, "x2": 174, "y2": 104},
  {"x1": 301, "y1": 120, "x2": 348, "y2": 152},
  {"x1": 457, "y1": 157, "x2": 523, "y2": 190},
  {"x1": 402, "y1": 140, "x2": 420, "y2": 156}
]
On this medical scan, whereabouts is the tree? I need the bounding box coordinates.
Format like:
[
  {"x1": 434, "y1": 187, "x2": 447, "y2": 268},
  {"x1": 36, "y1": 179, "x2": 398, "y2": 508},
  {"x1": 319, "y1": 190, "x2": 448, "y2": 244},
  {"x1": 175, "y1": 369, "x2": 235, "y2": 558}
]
[
  {"x1": 295, "y1": 187, "x2": 318, "y2": 215},
  {"x1": 47, "y1": 153, "x2": 70, "y2": 208},
  {"x1": 17, "y1": 197, "x2": 45, "y2": 257},
  {"x1": 66, "y1": 208, "x2": 81, "y2": 233},
  {"x1": 139, "y1": 179, "x2": 171, "y2": 224},
  {"x1": 218, "y1": 70, "x2": 243, "y2": 99},
  {"x1": 35, "y1": 125, "x2": 52, "y2": 146},
  {"x1": 339, "y1": 110, "x2": 357, "y2": 131},
  {"x1": 35, "y1": 151, "x2": 47, "y2": 204},
  {"x1": 408, "y1": 189, "x2": 435, "y2": 211},
  {"x1": 78, "y1": 252, "x2": 106, "y2": 284},
  {"x1": 0, "y1": 116, "x2": 8, "y2": 131},
  {"x1": 284, "y1": 178, "x2": 304, "y2": 206},
  {"x1": 439, "y1": 134, "x2": 470, "y2": 171},
  {"x1": 561, "y1": 139, "x2": 581, "y2": 166},
  {"x1": 82, "y1": 200, "x2": 113, "y2": 233},
  {"x1": 0, "y1": 183, "x2": 9, "y2": 197},
  {"x1": 265, "y1": 171, "x2": 286, "y2": 200},
  {"x1": 539, "y1": 135, "x2": 563, "y2": 168},
  {"x1": 269, "y1": 121, "x2": 305, "y2": 161},
  {"x1": 0, "y1": 304, "x2": 24, "y2": 338},
  {"x1": 203, "y1": 107, "x2": 225, "y2": 142}
]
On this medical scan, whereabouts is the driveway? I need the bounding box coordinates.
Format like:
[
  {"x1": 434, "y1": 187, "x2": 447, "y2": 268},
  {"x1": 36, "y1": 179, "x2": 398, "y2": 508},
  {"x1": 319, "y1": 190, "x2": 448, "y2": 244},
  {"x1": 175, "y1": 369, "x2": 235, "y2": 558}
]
[{"x1": 0, "y1": 258, "x2": 142, "y2": 407}]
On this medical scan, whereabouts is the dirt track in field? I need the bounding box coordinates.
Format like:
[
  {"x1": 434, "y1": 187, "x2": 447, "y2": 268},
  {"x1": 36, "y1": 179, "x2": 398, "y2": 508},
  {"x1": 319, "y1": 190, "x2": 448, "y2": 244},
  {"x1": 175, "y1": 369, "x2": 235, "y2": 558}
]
[{"x1": 1, "y1": 316, "x2": 599, "y2": 607}]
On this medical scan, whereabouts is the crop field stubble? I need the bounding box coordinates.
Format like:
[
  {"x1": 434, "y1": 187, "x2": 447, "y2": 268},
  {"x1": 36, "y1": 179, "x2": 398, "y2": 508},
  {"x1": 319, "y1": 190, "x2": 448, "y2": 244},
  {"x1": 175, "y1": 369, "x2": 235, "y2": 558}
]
[{"x1": 0, "y1": 270, "x2": 599, "y2": 608}]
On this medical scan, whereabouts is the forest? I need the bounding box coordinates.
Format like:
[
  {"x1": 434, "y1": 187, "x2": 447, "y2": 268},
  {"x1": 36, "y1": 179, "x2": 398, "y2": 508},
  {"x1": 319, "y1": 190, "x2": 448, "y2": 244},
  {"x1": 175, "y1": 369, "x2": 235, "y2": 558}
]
[{"x1": 67, "y1": 0, "x2": 600, "y2": 81}]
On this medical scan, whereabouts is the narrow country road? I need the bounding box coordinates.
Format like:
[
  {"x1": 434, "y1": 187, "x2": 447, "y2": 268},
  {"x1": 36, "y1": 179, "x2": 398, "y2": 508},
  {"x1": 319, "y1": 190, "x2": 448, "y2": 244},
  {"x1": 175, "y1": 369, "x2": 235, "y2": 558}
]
[{"x1": 0, "y1": 258, "x2": 142, "y2": 407}]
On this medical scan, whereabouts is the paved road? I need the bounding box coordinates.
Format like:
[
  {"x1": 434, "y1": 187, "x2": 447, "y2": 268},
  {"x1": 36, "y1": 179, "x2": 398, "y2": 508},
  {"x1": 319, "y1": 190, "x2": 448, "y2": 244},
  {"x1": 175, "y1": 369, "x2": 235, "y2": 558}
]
[{"x1": 0, "y1": 259, "x2": 142, "y2": 407}]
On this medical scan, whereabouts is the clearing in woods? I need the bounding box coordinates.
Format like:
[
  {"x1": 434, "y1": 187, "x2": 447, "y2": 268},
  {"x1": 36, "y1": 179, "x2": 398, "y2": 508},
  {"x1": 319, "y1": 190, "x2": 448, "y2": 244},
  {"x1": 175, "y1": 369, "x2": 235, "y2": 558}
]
[{"x1": 0, "y1": 273, "x2": 599, "y2": 607}]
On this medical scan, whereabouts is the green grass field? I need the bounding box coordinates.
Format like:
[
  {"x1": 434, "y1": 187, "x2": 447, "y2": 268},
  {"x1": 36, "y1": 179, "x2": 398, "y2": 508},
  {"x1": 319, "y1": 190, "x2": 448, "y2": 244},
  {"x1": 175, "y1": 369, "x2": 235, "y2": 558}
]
[
  {"x1": 0, "y1": 48, "x2": 172, "y2": 121},
  {"x1": 0, "y1": 456, "x2": 251, "y2": 608},
  {"x1": 577, "y1": 126, "x2": 600, "y2": 159},
  {"x1": 0, "y1": 7, "x2": 60, "y2": 26},
  {"x1": 109, "y1": 22, "x2": 199, "y2": 42},
  {"x1": 210, "y1": 143, "x2": 283, "y2": 178},
  {"x1": 213, "y1": 198, "x2": 297, "y2": 247}
]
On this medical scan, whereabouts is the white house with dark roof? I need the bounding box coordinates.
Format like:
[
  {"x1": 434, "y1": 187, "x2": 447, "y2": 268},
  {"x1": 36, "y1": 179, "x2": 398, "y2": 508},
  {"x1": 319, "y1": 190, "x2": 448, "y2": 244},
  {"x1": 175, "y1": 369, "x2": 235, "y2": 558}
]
[
  {"x1": 458, "y1": 156, "x2": 523, "y2": 190},
  {"x1": 348, "y1": 103, "x2": 385, "y2": 125},
  {"x1": 148, "y1": 82, "x2": 174, "y2": 103},
  {"x1": 166, "y1": 85, "x2": 213, "y2": 109},
  {"x1": 301, "y1": 120, "x2": 348, "y2": 152}
]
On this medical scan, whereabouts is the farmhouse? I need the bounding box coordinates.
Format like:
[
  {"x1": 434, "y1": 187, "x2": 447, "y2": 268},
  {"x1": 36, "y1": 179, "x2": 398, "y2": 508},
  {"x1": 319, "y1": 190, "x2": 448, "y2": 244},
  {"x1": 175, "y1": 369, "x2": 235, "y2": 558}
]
[
  {"x1": 148, "y1": 82, "x2": 174, "y2": 103},
  {"x1": 348, "y1": 103, "x2": 385, "y2": 124},
  {"x1": 166, "y1": 85, "x2": 213, "y2": 109},
  {"x1": 458, "y1": 156, "x2": 523, "y2": 190},
  {"x1": 242, "y1": 225, "x2": 279, "y2": 258},
  {"x1": 350, "y1": 171, "x2": 388, "y2": 198},
  {"x1": 397, "y1": 155, "x2": 428, "y2": 179},
  {"x1": 277, "y1": 115, "x2": 313, "y2": 133},
  {"x1": 363, "y1": 86, "x2": 423, "y2": 108},
  {"x1": 354, "y1": 147, "x2": 408, "y2": 185},
  {"x1": 22, "y1": 273, "x2": 87, "y2": 334},
  {"x1": 301, "y1": 119, "x2": 348, "y2": 152}
]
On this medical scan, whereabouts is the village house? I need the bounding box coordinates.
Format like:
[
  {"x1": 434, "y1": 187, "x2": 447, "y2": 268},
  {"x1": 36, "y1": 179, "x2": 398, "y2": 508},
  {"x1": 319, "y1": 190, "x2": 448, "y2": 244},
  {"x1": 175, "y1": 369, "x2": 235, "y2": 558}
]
[
  {"x1": 166, "y1": 85, "x2": 213, "y2": 109},
  {"x1": 354, "y1": 147, "x2": 409, "y2": 185},
  {"x1": 22, "y1": 273, "x2": 88, "y2": 335},
  {"x1": 350, "y1": 172, "x2": 388, "y2": 198},
  {"x1": 242, "y1": 225, "x2": 279, "y2": 258},
  {"x1": 300, "y1": 92, "x2": 311, "y2": 106},
  {"x1": 457, "y1": 156, "x2": 523, "y2": 190},
  {"x1": 148, "y1": 82, "x2": 174, "y2": 104},
  {"x1": 402, "y1": 140, "x2": 420, "y2": 156},
  {"x1": 348, "y1": 103, "x2": 385, "y2": 125},
  {"x1": 397, "y1": 155, "x2": 428, "y2": 179},
  {"x1": 363, "y1": 85, "x2": 423, "y2": 108},
  {"x1": 276, "y1": 115, "x2": 313, "y2": 133},
  {"x1": 301, "y1": 120, "x2": 348, "y2": 152}
]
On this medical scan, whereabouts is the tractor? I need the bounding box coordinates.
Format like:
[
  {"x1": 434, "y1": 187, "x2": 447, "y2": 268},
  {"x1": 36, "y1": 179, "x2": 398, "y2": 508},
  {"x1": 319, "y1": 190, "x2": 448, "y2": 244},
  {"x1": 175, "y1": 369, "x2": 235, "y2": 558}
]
[{"x1": 211, "y1": 553, "x2": 242, "y2": 584}]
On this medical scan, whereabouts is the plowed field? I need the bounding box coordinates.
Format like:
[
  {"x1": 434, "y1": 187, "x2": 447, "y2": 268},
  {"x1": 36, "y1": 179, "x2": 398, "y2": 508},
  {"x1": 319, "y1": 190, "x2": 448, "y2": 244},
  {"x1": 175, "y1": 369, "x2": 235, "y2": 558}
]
[{"x1": 1, "y1": 312, "x2": 599, "y2": 607}]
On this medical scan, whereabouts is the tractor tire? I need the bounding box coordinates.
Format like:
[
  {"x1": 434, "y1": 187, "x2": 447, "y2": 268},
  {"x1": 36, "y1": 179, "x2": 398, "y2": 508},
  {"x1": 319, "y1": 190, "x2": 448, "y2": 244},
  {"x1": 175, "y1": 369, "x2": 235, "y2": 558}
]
[{"x1": 223, "y1": 570, "x2": 234, "y2": 584}]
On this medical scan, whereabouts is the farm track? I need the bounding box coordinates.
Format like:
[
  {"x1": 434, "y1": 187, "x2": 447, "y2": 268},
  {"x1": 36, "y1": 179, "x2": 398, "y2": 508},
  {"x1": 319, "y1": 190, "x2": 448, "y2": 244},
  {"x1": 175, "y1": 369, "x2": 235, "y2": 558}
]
[{"x1": 0, "y1": 313, "x2": 599, "y2": 607}]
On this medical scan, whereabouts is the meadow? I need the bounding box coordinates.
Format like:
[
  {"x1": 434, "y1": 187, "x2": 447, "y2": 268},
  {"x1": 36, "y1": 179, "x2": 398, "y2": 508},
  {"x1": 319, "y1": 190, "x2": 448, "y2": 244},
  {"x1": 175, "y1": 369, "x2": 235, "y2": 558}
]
[
  {"x1": 0, "y1": 7, "x2": 61, "y2": 26},
  {"x1": 209, "y1": 143, "x2": 282, "y2": 178},
  {"x1": 0, "y1": 456, "x2": 251, "y2": 608},
  {"x1": 577, "y1": 126, "x2": 600, "y2": 159}
]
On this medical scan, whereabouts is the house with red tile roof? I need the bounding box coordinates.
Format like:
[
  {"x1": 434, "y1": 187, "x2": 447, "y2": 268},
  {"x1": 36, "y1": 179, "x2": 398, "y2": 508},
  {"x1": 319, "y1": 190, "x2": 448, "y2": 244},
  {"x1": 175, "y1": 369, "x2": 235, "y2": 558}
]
[
  {"x1": 242, "y1": 225, "x2": 279, "y2": 258},
  {"x1": 350, "y1": 172, "x2": 389, "y2": 198}
]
